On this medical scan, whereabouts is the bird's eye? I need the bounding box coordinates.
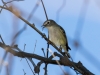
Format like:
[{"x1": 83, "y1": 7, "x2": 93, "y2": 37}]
[{"x1": 46, "y1": 21, "x2": 50, "y2": 25}]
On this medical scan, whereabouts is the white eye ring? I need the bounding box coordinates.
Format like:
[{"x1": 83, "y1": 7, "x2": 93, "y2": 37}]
[{"x1": 46, "y1": 21, "x2": 50, "y2": 25}]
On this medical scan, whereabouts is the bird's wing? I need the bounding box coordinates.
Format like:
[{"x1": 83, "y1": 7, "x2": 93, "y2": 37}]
[{"x1": 58, "y1": 25, "x2": 71, "y2": 50}]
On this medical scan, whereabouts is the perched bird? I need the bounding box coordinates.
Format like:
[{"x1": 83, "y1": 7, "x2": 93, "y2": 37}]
[{"x1": 42, "y1": 19, "x2": 71, "y2": 57}]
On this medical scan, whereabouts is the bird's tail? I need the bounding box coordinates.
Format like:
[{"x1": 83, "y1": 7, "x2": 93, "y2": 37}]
[{"x1": 68, "y1": 46, "x2": 71, "y2": 50}]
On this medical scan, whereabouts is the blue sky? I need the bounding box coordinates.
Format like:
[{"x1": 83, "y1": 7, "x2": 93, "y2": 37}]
[{"x1": 0, "y1": 0, "x2": 100, "y2": 75}]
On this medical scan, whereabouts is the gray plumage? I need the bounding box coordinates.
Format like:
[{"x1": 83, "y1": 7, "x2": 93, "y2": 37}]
[{"x1": 43, "y1": 19, "x2": 71, "y2": 55}]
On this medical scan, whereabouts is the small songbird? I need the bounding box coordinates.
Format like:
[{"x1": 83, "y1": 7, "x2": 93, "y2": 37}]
[{"x1": 42, "y1": 19, "x2": 71, "y2": 57}]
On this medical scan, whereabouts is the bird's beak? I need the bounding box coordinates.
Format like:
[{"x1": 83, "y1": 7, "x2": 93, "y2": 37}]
[{"x1": 41, "y1": 24, "x2": 46, "y2": 31}]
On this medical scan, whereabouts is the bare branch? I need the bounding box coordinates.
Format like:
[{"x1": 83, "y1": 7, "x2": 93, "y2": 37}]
[{"x1": 0, "y1": 42, "x2": 94, "y2": 75}]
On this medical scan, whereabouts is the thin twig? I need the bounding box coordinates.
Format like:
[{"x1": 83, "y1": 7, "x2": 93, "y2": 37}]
[
  {"x1": 23, "y1": 44, "x2": 26, "y2": 51},
  {"x1": 0, "y1": 35, "x2": 5, "y2": 45},
  {"x1": 25, "y1": 58, "x2": 35, "y2": 75},
  {"x1": 40, "y1": 0, "x2": 48, "y2": 20},
  {"x1": 23, "y1": 69, "x2": 26, "y2": 75},
  {"x1": 44, "y1": 35, "x2": 49, "y2": 75},
  {"x1": 41, "y1": 48, "x2": 45, "y2": 56},
  {"x1": 33, "y1": 40, "x2": 37, "y2": 53},
  {"x1": 0, "y1": 35, "x2": 6, "y2": 73}
]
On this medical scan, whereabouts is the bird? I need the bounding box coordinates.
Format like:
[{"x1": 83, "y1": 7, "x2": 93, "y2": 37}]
[{"x1": 42, "y1": 19, "x2": 71, "y2": 57}]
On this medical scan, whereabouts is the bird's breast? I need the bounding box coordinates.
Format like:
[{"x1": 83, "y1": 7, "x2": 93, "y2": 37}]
[{"x1": 48, "y1": 27, "x2": 66, "y2": 47}]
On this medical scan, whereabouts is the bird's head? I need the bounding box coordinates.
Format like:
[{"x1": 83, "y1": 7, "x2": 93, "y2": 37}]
[{"x1": 42, "y1": 19, "x2": 57, "y2": 29}]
